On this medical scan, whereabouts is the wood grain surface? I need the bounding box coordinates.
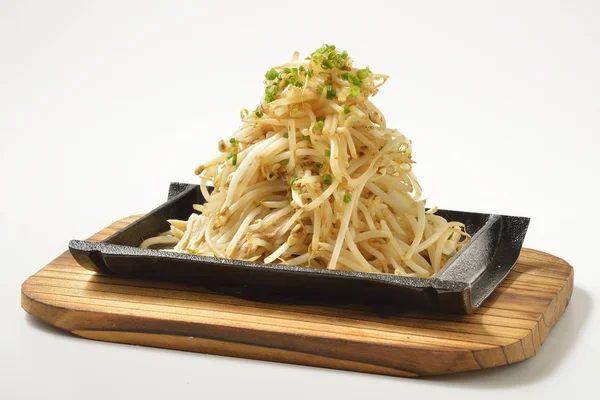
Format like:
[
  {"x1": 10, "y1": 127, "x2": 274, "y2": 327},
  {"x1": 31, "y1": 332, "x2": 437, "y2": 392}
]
[{"x1": 21, "y1": 216, "x2": 574, "y2": 377}]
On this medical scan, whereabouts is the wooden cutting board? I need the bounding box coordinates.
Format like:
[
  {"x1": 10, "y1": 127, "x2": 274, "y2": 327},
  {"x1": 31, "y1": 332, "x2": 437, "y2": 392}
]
[{"x1": 21, "y1": 216, "x2": 574, "y2": 377}]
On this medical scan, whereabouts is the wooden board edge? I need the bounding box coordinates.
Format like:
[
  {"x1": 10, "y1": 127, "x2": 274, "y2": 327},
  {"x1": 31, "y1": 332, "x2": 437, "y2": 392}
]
[
  {"x1": 21, "y1": 275, "x2": 573, "y2": 377},
  {"x1": 22, "y1": 287, "x2": 415, "y2": 377},
  {"x1": 505, "y1": 260, "x2": 574, "y2": 364},
  {"x1": 22, "y1": 287, "x2": 486, "y2": 377},
  {"x1": 20, "y1": 219, "x2": 576, "y2": 378},
  {"x1": 73, "y1": 330, "x2": 419, "y2": 378}
]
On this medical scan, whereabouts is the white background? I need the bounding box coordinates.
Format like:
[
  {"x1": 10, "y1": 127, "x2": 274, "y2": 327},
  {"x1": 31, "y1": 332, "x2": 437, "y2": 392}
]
[{"x1": 1, "y1": 0, "x2": 598, "y2": 398}]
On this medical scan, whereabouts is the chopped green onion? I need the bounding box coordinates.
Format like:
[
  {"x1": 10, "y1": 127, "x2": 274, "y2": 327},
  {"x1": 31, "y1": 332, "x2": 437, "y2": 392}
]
[
  {"x1": 264, "y1": 84, "x2": 278, "y2": 103},
  {"x1": 286, "y1": 76, "x2": 303, "y2": 87},
  {"x1": 265, "y1": 68, "x2": 278, "y2": 80},
  {"x1": 325, "y1": 149, "x2": 331, "y2": 157},
  {"x1": 350, "y1": 75, "x2": 362, "y2": 86},
  {"x1": 281, "y1": 159, "x2": 289, "y2": 166},
  {"x1": 343, "y1": 192, "x2": 352, "y2": 204},
  {"x1": 343, "y1": 105, "x2": 350, "y2": 114},
  {"x1": 254, "y1": 108, "x2": 264, "y2": 117},
  {"x1": 317, "y1": 86, "x2": 324, "y2": 94},
  {"x1": 229, "y1": 138, "x2": 239, "y2": 147},
  {"x1": 227, "y1": 153, "x2": 238, "y2": 166},
  {"x1": 325, "y1": 84, "x2": 336, "y2": 100},
  {"x1": 357, "y1": 68, "x2": 370, "y2": 80},
  {"x1": 283, "y1": 67, "x2": 291, "y2": 73},
  {"x1": 315, "y1": 121, "x2": 324, "y2": 131},
  {"x1": 341, "y1": 72, "x2": 362, "y2": 86},
  {"x1": 307, "y1": 70, "x2": 314, "y2": 78},
  {"x1": 314, "y1": 162, "x2": 322, "y2": 169},
  {"x1": 309, "y1": 45, "x2": 347, "y2": 67},
  {"x1": 283, "y1": 132, "x2": 289, "y2": 138},
  {"x1": 323, "y1": 173, "x2": 332, "y2": 185},
  {"x1": 321, "y1": 60, "x2": 334, "y2": 69},
  {"x1": 350, "y1": 86, "x2": 360, "y2": 96}
]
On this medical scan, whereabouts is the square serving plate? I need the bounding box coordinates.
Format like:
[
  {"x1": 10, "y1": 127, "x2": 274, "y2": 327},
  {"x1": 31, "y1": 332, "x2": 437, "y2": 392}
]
[{"x1": 69, "y1": 182, "x2": 530, "y2": 314}]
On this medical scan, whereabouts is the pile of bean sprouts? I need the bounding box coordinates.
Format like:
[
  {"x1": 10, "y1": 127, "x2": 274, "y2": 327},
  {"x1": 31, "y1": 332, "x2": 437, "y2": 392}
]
[{"x1": 141, "y1": 45, "x2": 470, "y2": 277}]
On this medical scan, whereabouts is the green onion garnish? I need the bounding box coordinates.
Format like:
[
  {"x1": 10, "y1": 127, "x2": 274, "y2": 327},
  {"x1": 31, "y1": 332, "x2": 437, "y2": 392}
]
[
  {"x1": 325, "y1": 84, "x2": 336, "y2": 100},
  {"x1": 229, "y1": 138, "x2": 239, "y2": 147},
  {"x1": 357, "y1": 68, "x2": 370, "y2": 80},
  {"x1": 283, "y1": 132, "x2": 289, "y2": 138},
  {"x1": 264, "y1": 84, "x2": 278, "y2": 103},
  {"x1": 254, "y1": 108, "x2": 264, "y2": 117},
  {"x1": 314, "y1": 162, "x2": 322, "y2": 169},
  {"x1": 350, "y1": 86, "x2": 360, "y2": 97},
  {"x1": 265, "y1": 68, "x2": 278, "y2": 80},
  {"x1": 343, "y1": 192, "x2": 352, "y2": 204},
  {"x1": 286, "y1": 78, "x2": 300, "y2": 87},
  {"x1": 341, "y1": 72, "x2": 362, "y2": 86},
  {"x1": 343, "y1": 105, "x2": 350, "y2": 114},
  {"x1": 227, "y1": 153, "x2": 238, "y2": 166},
  {"x1": 325, "y1": 149, "x2": 331, "y2": 157},
  {"x1": 323, "y1": 174, "x2": 332, "y2": 185},
  {"x1": 322, "y1": 60, "x2": 334, "y2": 69}
]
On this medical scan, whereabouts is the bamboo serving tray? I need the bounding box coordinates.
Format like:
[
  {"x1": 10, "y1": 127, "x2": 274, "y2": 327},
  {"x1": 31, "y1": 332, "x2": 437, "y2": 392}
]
[{"x1": 21, "y1": 216, "x2": 574, "y2": 377}]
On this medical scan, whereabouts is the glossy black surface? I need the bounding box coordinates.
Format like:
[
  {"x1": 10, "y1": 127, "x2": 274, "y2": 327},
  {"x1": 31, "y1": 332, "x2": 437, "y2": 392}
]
[{"x1": 69, "y1": 182, "x2": 530, "y2": 314}]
